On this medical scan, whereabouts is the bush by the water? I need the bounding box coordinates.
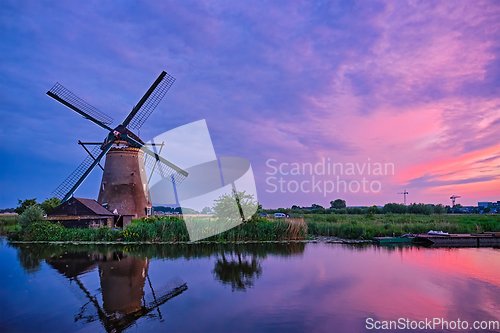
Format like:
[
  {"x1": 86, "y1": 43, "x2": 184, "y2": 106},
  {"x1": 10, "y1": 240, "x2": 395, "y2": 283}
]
[{"x1": 18, "y1": 205, "x2": 45, "y2": 229}]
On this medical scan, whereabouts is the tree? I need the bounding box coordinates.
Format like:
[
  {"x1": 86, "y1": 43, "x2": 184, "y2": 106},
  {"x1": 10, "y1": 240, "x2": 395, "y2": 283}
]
[
  {"x1": 201, "y1": 207, "x2": 213, "y2": 214},
  {"x1": 330, "y1": 199, "x2": 346, "y2": 209},
  {"x1": 179, "y1": 207, "x2": 199, "y2": 214},
  {"x1": 382, "y1": 203, "x2": 407, "y2": 214},
  {"x1": 347, "y1": 207, "x2": 362, "y2": 214},
  {"x1": 40, "y1": 197, "x2": 61, "y2": 215},
  {"x1": 311, "y1": 204, "x2": 326, "y2": 214},
  {"x1": 433, "y1": 204, "x2": 446, "y2": 215},
  {"x1": 18, "y1": 205, "x2": 45, "y2": 229},
  {"x1": 212, "y1": 190, "x2": 258, "y2": 222},
  {"x1": 452, "y1": 203, "x2": 464, "y2": 214},
  {"x1": 332, "y1": 208, "x2": 347, "y2": 214},
  {"x1": 408, "y1": 203, "x2": 432, "y2": 215},
  {"x1": 15, "y1": 198, "x2": 38, "y2": 215}
]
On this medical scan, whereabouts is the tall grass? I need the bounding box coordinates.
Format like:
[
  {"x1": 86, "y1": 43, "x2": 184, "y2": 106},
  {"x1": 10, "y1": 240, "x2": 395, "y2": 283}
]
[
  {"x1": 305, "y1": 214, "x2": 500, "y2": 239},
  {"x1": 8, "y1": 216, "x2": 307, "y2": 242},
  {"x1": 6, "y1": 214, "x2": 499, "y2": 242},
  {"x1": 0, "y1": 214, "x2": 19, "y2": 235},
  {"x1": 205, "y1": 218, "x2": 306, "y2": 241}
]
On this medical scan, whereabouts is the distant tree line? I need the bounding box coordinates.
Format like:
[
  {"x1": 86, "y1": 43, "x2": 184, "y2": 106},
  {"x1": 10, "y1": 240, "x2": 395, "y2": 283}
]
[
  {"x1": 261, "y1": 199, "x2": 469, "y2": 216},
  {"x1": 153, "y1": 206, "x2": 200, "y2": 214}
]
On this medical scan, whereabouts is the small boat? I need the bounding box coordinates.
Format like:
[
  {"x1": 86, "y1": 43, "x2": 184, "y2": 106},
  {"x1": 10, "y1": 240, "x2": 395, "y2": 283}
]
[
  {"x1": 426, "y1": 230, "x2": 449, "y2": 236},
  {"x1": 373, "y1": 234, "x2": 415, "y2": 244}
]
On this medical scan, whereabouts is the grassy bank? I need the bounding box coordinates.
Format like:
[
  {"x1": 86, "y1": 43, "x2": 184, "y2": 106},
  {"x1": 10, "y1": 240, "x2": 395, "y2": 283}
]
[
  {"x1": 6, "y1": 214, "x2": 499, "y2": 242},
  {"x1": 8, "y1": 216, "x2": 306, "y2": 242},
  {"x1": 304, "y1": 214, "x2": 500, "y2": 239}
]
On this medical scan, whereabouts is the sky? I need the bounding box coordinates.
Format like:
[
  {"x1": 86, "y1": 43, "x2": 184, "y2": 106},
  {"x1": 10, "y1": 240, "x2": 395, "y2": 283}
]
[{"x1": 1, "y1": 0, "x2": 499, "y2": 209}]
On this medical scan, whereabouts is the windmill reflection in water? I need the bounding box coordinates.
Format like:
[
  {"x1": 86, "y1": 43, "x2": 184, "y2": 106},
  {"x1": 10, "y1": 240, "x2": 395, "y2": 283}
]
[{"x1": 46, "y1": 252, "x2": 187, "y2": 333}]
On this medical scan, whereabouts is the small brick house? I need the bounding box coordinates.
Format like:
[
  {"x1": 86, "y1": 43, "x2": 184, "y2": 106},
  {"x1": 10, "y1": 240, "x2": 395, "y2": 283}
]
[{"x1": 46, "y1": 197, "x2": 117, "y2": 228}]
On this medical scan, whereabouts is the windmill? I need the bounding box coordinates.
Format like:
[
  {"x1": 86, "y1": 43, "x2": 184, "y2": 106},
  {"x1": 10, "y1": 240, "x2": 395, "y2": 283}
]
[
  {"x1": 450, "y1": 195, "x2": 461, "y2": 207},
  {"x1": 47, "y1": 71, "x2": 188, "y2": 218},
  {"x1": 398, "y1": 190, "x2": 409, "y2": 205}
]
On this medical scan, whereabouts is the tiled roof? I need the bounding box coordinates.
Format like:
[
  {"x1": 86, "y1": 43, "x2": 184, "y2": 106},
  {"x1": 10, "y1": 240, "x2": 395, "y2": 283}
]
[{"x1": 73, "y1": 197, "x2": 115, "y2": 216}]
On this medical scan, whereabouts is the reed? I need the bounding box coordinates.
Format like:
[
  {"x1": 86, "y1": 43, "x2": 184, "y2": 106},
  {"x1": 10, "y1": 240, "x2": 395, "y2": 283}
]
[
  {"x1": 8, "y1": 217, "x2": 307, "y2": 242},
  {"x1": 7, "y1": 214, "x2": 499, "y2": 242},
  {"x1": 0, "y1": 214, "x2": 19, "y2": 234},
  {"x1": 305, "y1": 214, "x2": 500, "y2": 239}
]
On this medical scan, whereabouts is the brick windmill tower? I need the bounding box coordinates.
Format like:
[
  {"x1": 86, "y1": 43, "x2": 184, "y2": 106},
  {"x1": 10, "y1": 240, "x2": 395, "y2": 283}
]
[{"x1": 47, "y1": 71, "x2": 188, "y2": 218}]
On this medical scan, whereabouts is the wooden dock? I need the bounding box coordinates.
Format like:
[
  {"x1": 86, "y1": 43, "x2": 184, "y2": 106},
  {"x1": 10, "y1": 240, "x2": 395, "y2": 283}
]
[{"x1": 414, "y1": 232, "x2": 500, "y2": 247}]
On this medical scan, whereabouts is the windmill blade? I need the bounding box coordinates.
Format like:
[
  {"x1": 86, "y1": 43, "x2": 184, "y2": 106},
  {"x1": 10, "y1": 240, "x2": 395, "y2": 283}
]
[
  {"x1": 53, "y1": 141, "x2": 114, "y2": 203},
  {"x1": 52, "y1": 145, "x2": 102, "y2": 200},
  {"x1": 143, "y1": 278, "x2": 187, "y2": 310},
  {"x1": 47, "y1": 83, "x2": 114, "y2": 131},
  {"x1": 147, "y1": 141, "x2": 164, "y2": 184},
  {"x1": 122, "y1": 136, "x2": 188, "y2": 185},
  {"x1": 143, "y1": 152, "x2": 188, "y2": 185},
  {"x1": 122, "y1": 71, "x2": 175, "y2": 131}
]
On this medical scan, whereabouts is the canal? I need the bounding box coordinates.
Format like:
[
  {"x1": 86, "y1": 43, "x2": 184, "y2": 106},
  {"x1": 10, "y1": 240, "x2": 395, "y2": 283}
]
[{"x1": 1, "y1": 239, "x2": 499, "y2": 332}]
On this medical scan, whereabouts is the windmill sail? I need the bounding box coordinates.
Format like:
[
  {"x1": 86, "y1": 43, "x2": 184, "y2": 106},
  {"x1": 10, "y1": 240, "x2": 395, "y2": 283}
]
[
  {"x1": 143, "y1": 150, "x2": 187, "y2": 185},
  {"x1": 47, "y1": 83, "x2": 114, "y2": 129},
  {"x1": 124, "y1": 71, "x2": 175, "y2": 131},
  {"x1": 52, "y1": 144, "x2": 111, "y2": 202},
  {"x1": 143, "y1": 278, "x2": 188, "y2": 311}
]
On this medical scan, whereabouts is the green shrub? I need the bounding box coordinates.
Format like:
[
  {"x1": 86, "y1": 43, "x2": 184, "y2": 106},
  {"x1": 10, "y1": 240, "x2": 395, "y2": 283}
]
[{"x1": 18, "y1": 205, "x2": 45, "y2": 229}]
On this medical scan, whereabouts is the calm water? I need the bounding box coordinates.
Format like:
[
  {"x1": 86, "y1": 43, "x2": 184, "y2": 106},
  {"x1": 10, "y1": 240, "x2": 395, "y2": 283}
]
[{"x1": 1, "y1": 238, "x2": 499, "y2": 333}]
